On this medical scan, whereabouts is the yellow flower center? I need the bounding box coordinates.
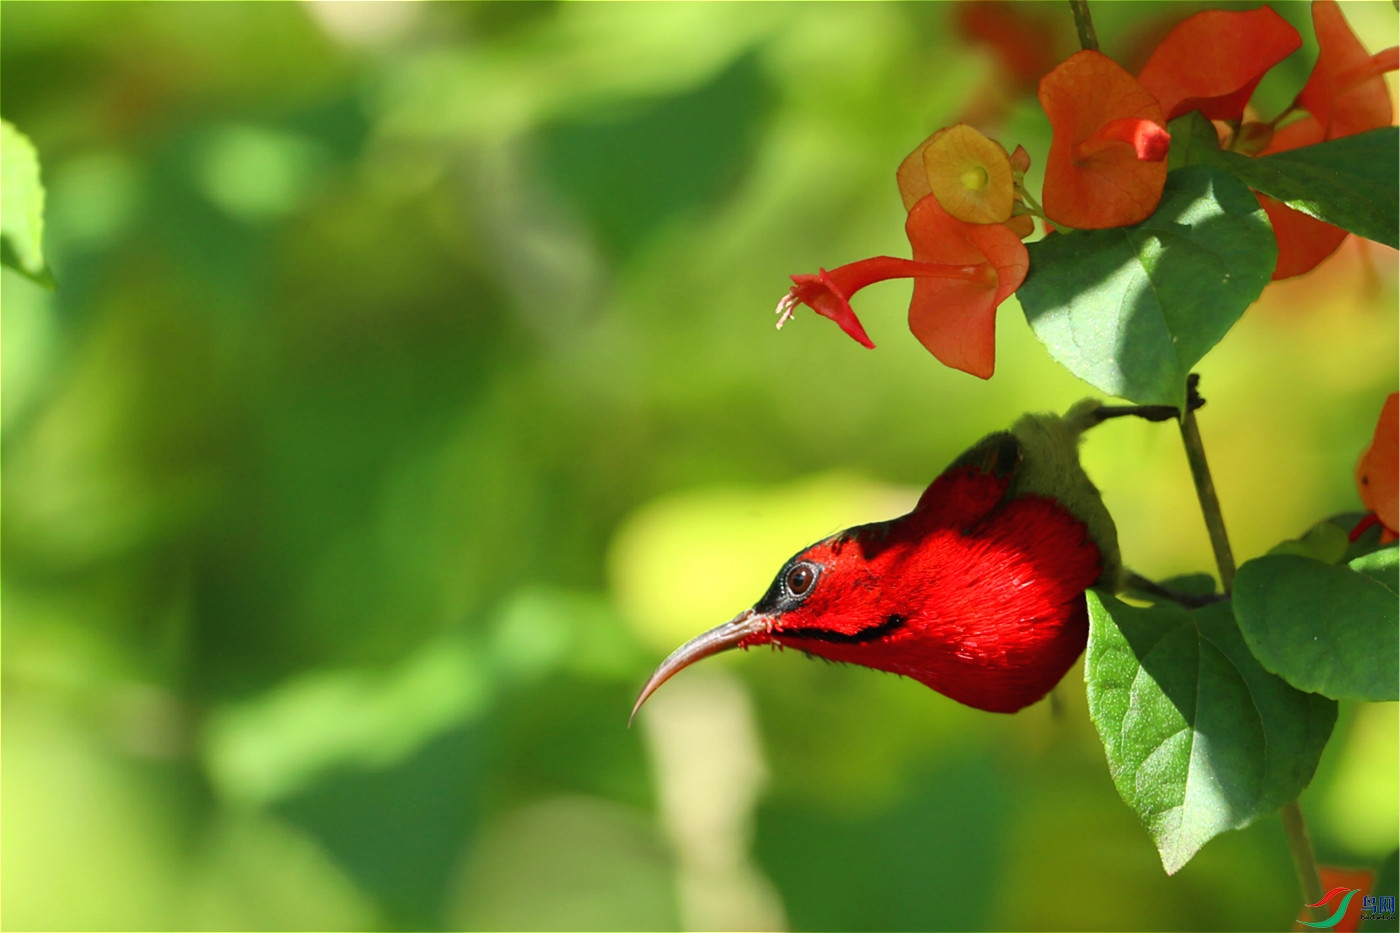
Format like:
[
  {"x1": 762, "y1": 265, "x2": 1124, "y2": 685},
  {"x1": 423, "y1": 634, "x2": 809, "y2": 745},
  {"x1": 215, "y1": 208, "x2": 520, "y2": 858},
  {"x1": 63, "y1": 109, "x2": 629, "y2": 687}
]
[
  {"x1": 923, "y1": 124, "x2": 1015, "y2": 224},
  {"x1": 961, "y1": 167, "x2": 989, "y2": 192}
]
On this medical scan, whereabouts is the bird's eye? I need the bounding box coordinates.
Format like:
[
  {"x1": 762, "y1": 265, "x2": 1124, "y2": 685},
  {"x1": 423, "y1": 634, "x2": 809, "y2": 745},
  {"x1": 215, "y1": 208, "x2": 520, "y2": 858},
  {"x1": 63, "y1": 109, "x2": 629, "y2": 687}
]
[{"x1": 785, "y1": 562, "x2": 818, "y2": 598}]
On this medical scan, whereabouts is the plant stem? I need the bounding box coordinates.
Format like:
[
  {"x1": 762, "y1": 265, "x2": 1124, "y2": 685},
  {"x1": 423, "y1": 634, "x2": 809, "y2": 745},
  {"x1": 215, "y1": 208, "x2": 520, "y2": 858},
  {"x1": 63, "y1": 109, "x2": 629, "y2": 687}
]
[
  {"x1": 1068, "y1": 0, "x2": 1099, "y2": 52},
  {"x1": 1176, "y1": 374, "x2": 1323, "y2": 920},
  {"x1": 1283, "y1": 800, "x2": 1326, "y2": 922},
  {"x1": 1176, "y1": 381, "x2": 1235, "y2": 593}
]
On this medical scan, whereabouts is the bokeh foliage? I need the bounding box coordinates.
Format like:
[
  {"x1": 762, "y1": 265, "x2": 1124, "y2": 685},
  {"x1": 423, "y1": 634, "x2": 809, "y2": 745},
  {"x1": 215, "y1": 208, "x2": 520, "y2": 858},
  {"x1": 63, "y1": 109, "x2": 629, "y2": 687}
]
[{"x1": 3, "y1": 3, "x2": 1396, "y2": 930}]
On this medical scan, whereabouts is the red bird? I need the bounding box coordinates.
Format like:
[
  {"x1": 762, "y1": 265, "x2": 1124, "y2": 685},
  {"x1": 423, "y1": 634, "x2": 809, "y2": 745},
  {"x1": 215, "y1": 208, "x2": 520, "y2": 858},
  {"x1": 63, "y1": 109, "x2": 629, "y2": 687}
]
[{"x1": 632, "y1": 401, "x2": 1129, "y2": 718}]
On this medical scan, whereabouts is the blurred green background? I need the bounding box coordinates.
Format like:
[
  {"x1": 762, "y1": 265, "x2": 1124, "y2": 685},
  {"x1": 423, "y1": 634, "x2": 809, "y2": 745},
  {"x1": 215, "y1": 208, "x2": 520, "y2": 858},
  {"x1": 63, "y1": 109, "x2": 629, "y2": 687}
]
[{"x1": 3, "y1": 2, "x2": 1396, "y2": 930}]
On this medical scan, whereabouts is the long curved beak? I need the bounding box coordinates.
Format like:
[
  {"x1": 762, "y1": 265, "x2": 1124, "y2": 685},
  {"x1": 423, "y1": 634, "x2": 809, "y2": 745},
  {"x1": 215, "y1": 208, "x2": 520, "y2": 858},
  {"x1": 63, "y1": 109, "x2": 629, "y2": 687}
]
[{"x1": 629, "y1": 609, "x2": 771, "y2": 726}]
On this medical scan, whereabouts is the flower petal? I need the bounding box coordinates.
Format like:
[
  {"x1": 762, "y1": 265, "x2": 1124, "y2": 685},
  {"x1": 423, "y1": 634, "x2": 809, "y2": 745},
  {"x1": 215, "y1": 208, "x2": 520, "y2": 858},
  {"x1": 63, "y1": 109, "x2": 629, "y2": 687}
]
[
  {"x1": 1137, "y1": 7, "x2": 1301, "y2": 122},
  {"x1": 1356, "y1": 392, "x2": 1399, "y2": 537},
  {"x1": 1004, "y1": 213, "x2": 1035, "y2": 239},
  {"x1": 1298, "y1": 0, "x2": 1397, "y2": 140},
  {"x1": 1040, "y1": 50, "x2": 1169, "y2": 229},
  {"x1": 923, "y1": 123, "x2": 1016, "y2": 224},
  {"x1": 1256, "y1": 194, "x2": 1349, "y2": 280},
  {"x1": 1008, "y1": 144, "x2": 1031, "y2": 175},
  {"x1": 783, "y1": 258, "x2": 931, "y2": 348},
  {"x1": 1080, "y1": 116, "x2": 1171, "y2": 162},
  {"x1": 897, "y1": 128, "x2": 943, "y2": 212},
  {"x1": 780, "y1": 256, "x2": 981, "y2": 350},
  {"x1": 904, "y1": 194, "x2": 1028, "y2": 378}
]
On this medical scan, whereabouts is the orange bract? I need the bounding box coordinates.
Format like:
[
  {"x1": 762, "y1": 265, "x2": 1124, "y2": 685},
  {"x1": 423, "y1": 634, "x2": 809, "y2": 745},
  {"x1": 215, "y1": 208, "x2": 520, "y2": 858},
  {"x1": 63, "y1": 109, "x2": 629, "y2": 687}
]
[
  {"x1": 905, "y1": 194, "x2": 1028, "y2": 379},
  {"x1": 1137, "y1": 7, "x2": 1301, "y2": 122},
  {"x1": 1297, "y1": 0, "x2": 1397, "y2": 140},
  {"x1": 1039, "y1": 50, "x2": 1169, "y2": 230},
  {"x1": 897, "y1": 129, "x2": 938, "y2": 212},
  {"x1": 1256, "y1": 192, "x2": 1350, "y2": 281},
  {"x1": 923, "y1": 124, "x2": 1015, "y2": 224},
  {"x1": 898, "y1": 130, "x2": 1034, "y2": 239},
  {"x1": 1356, "y1": 392, "x2": 1399, "y2": 543},
  {"x1": 1256, "y1": 2, "x2": 1397, "y2": 279}
]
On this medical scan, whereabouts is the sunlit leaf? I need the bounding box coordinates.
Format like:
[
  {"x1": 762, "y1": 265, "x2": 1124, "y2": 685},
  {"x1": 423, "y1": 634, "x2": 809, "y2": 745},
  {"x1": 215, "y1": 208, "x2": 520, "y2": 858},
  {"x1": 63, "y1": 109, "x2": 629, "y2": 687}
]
[
  {"x1": 1020, "y1": 165, "x2": 1275, "y2": 408},
  {"x1": 1085, "y1": 592, "x2": 1336, "y2": 874},
  {"x1": 1, "y1": 119, "x2": 53, "y2": 287},
  {"x1": 1234, "y1": 549, "x2": 1399, "y2": 702},
  {"x1": 1176, "y1": 112, "x2": 1399, "y2": 249}
]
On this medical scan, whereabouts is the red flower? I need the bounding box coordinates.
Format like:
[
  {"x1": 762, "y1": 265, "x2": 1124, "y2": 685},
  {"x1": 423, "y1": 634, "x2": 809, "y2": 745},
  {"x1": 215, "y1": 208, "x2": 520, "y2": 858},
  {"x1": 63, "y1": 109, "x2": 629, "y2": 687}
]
[
  {"x1": 954, "y1": 0, "x2": 1064, "y2": 92},
  {"x1": 1133, "y1": 1, "x2": 1396, "y2": 280},
  {"x1": 1039, "y1": 50, "x2": 1170, "y2": 230},
  {"x1": 1256, "y1": 1, "x2": 1398, "y2": 279},
  {"x1": 777, "y1": 258, "x2": 949, "y2": 350},
  {"x1": 1294, "y1": 0, "x2": 1398, "y2": 140},
  {"x1": 1137, "y1": 7, "x2": 1301, "y2": 122},
  {"x1": 906, "y1": 193, "x2": 1027, "y2": 378},
  {"x1": 1351, "y1": 392, "x2": 1398, "y2": 544},
  {"x1": 1256, "y1": 191, "x2": 1351, "y2": 280},
  {"x1": 777, "y1": 195, "x2": 1028, "y2": 379}
]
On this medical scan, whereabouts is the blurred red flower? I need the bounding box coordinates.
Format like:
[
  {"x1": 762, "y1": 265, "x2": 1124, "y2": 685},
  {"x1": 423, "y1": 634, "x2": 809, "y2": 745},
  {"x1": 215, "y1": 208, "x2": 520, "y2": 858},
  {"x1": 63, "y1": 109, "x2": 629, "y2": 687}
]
[
  {"x1": 1351, "y1": 392, "x2": 1398, "y2": 544},
  {"x1": 954, "y1": 0, "x2": 1063, "y2": 92}
]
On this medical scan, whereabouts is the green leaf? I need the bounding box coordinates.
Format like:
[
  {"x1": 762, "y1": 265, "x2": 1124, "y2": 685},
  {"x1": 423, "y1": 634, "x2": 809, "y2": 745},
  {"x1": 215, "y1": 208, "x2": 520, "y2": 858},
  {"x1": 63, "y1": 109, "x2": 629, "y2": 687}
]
[
  {"x1": 1267, "y1": 521, "x2": 1350, "y2": 564},
  {"x1": 1180, "y1": 112, "x2": 1400, "y2": 249},
  {"x1": 1256, "y1": 132, "x2": 1398, "y2": 247},
  {"x1": 1020, "y1": 165, "x2": 1275, "y2": 408},
  {"x1": 1308, "y1": 512, "x2": 1392, "y2": 563},
  {"x1": 1233, "y1": 549, "x2": 1398, "y2": 702},
  {"x1": 1350, "y1": 547, "x2": 1400, "y2": 596},
  {"x1": 0, "y1": 119, "x2": 53, "y2": 287},
  {"x1": 1085, "y1": 591, "x2": 1336, "y2": 874},
  {"x1": 1166, "y1": 111, "x2": 1223, "y2": 172}
]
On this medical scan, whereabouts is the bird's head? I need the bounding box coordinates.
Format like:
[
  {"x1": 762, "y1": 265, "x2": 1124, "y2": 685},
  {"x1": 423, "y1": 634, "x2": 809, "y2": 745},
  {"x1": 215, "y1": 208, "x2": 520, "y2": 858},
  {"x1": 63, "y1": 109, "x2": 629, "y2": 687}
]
[{"x1": 627, "y1": 528, "x2": 894, "y2": 724}]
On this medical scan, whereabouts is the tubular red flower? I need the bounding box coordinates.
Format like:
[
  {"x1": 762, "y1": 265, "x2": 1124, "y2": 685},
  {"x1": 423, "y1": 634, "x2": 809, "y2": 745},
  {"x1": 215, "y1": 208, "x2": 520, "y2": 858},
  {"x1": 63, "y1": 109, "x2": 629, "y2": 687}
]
[
  {"x1": 1039, "y1": 51, "x2": 1169, "y2": 230},
  {"x1": 904, "y1": 194, "x2": 1028, "y2": 379},
  {"x1": 776, "y1": 257, "x2": 982, "y2": 350},
  {"x1": 1137, "y1": 7, "x2": 1301, "y2": 122},
  {"x1": 777, "y1": 197, "x2": 1027, "y2": 378}
]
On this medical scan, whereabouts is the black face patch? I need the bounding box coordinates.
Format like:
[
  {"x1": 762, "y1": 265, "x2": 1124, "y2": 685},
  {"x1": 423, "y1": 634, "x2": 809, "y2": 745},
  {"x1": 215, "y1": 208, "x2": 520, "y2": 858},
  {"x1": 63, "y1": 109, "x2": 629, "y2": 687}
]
[
  {"x1": 754, "y1": 555, "x2": 824, "y2": 615},
  {"x1": 780, "y1": 613, "x2": 906, "y2": 644}
]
